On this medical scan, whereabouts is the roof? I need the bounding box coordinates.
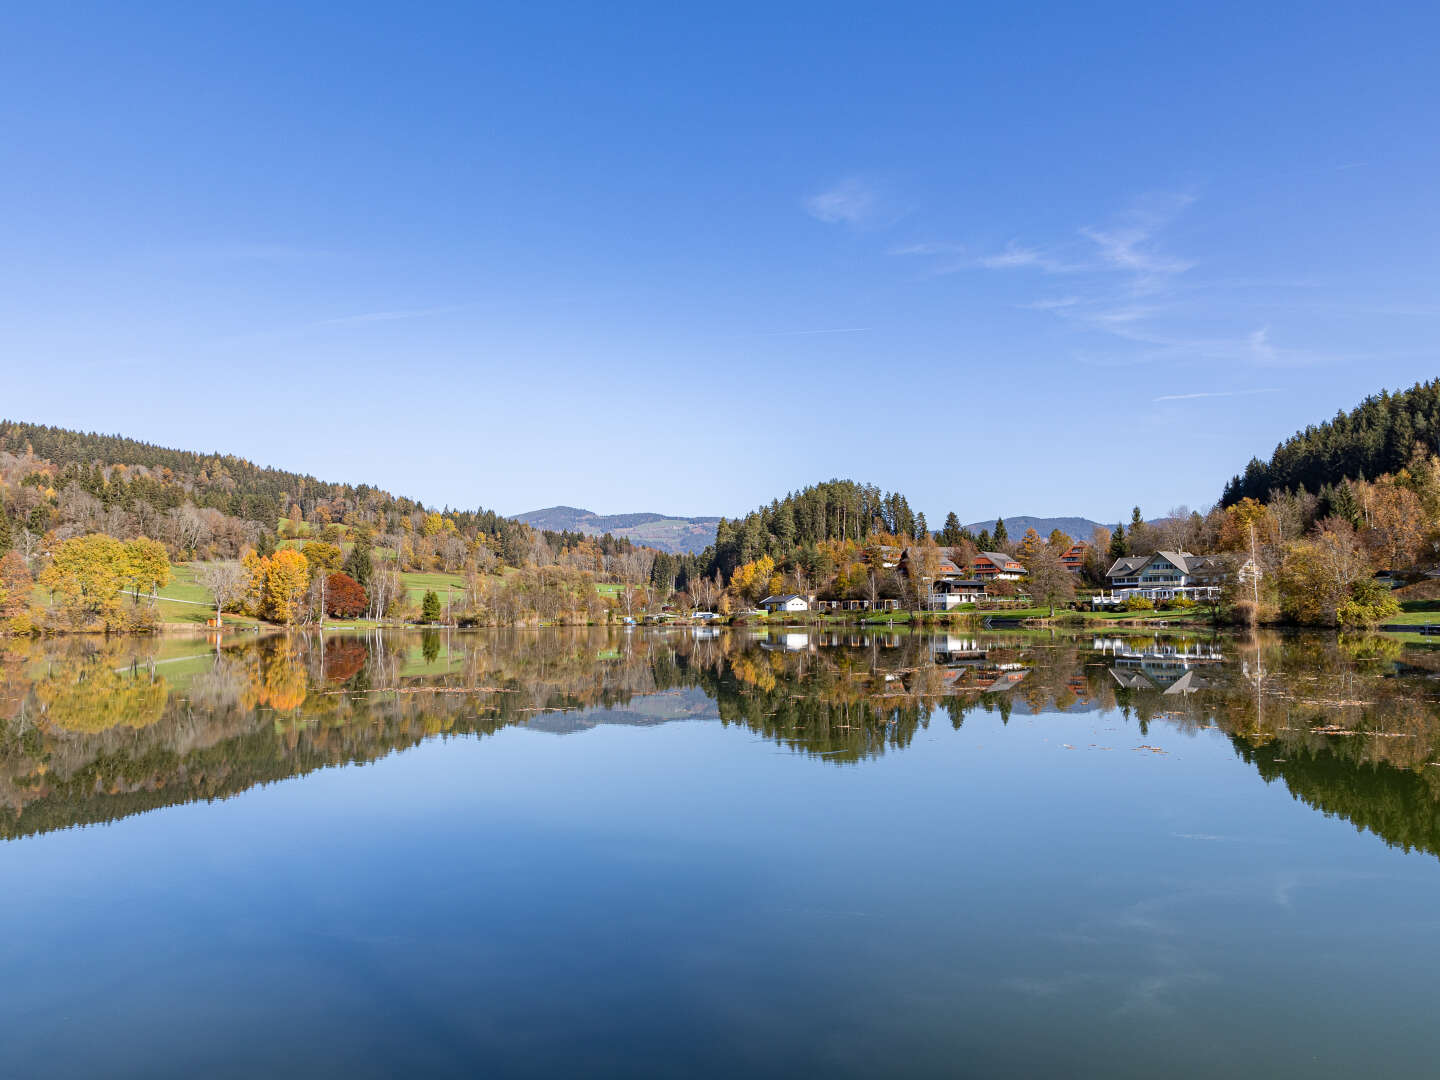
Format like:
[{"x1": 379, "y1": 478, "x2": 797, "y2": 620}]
[
  {"x1": 760, "y1": 594, "x2": 806, "y2": 604},
  {"x1": 1106, "y1": 550, "x2": 1236, "y2": 578},
  {"x1": 975, "y1": 551, "x2": 1022, "y2": 567}
]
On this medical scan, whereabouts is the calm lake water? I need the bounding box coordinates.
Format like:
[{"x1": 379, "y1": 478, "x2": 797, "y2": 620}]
[{"x1": 3, "y1": 626, "x2": 1440, "y2": 1078}]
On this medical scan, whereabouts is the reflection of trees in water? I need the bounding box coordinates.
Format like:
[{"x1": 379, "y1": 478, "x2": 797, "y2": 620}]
[
  {"x1": 31, "y1": 640, "x2": 170, "y2": 734},
  {"x1": 5, "y1": 629, "x2": 1440, "y2": 856}
]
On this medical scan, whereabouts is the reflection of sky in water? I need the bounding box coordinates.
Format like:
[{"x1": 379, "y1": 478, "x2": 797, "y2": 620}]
[{"x1": 1, "y1": 629, "x2": 1439, "y2": 1077}]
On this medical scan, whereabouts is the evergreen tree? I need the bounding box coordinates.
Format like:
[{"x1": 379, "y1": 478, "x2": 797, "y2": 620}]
[
  {"x1": 0, "y1": 507, "x2": 11, "y2": 555},
  {"x1": 993, "y1": 518, "x2": 1008, "y2": 546},
  {"x1": 976, "y1": 529, "x2": 993, "y2": 551},
  {"x1": 421, "y1": 590, "x2": 442, "y2": 622},
  {"x1": 343, "y1": 534, "x2": 374, "y2": 589},
  {"x1": 914, "y1": 512, "x2": 928, "y2": 541},
  {"x1": 941, "y1": 512, "x2": 963, "y2": 546},
  {"x1": 1108, "y1": 523, "x2": 1128, "y2": 559}
]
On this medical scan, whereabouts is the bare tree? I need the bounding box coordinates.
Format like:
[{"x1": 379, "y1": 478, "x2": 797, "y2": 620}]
[
  {"x1": 197, "y1": 561, "x2": 249, "y2": 624},
  {"x1": 1025, "y1": 547, "x2": 1075, "y2": 617}
]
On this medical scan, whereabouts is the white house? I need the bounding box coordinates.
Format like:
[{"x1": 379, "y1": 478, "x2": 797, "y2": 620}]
[
  {"x1": 759, "y1": 594, "x2": 810, "y2": 613},
  {"x1": 1098, "y1": 550, "x2": 1235, "y2": 603}
]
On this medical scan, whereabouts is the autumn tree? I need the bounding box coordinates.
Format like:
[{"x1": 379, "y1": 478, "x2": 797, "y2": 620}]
[
  {"x1": 325, "y1": 572, "x2": 367, "y2": 617},
  {"x1": 302, "y1": 541, "x2": 343, "y2": 577},
  {"x1": 1278, "y1": 523, "x2": 1371, "y2": 626},
  {"x1": 39, "y1": 533, "x2": 128, "y2": 626},
  {"x1": 1024, "y1": 546, "x2": 1075, "y2": 617},
  {"x1": 1017, "y1": 528, "x2": 1045, "y2": 564},
  {"x1": 730, "y1": 554, "x2": 776, "y2": 603},
  {"x1": 261, "y1": 548, "x2": 310, "y2": 624},
  {"x1": 1360, "y1": 477, "x2": 1424, "y2": 570},
  {"x1": 123, "y1": 537, "x2": 171, "y2": 603},
  {"x1": 905, "y1": 538, "x2": 942, "y2": 611},
  {"x1": 0, "y1": 550, "x2": 31, "y2": 622}
]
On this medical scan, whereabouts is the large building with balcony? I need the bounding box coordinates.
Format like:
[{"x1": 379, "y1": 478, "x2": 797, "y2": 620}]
[{"x1": 1101, "y1": 550, "x2": 1235, "y2": 602}]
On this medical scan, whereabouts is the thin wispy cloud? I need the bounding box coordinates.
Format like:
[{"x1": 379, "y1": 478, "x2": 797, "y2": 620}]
[
  {"x1": 977, "y1": 243, "x2": 1078, "y2": 273},
  {"x1": 1248, "y1": 326, "x2": 1277, "y2": 363},
  {"x1": 888, "y1": 242, "x2": 963, "y2": 257},
  {"x1": 1153, "y1": 388, "x2": 1281, "y2": 402},
  {"x1": 1017, "y1": 296, "x2": 1081, "y2": 310},
  {"x1": 804, "y1": 178, "x2": 880, "y2": 226}
]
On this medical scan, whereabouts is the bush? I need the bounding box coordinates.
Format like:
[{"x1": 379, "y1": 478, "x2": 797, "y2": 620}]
[
  {"x1": 1123, "y1": 594, "x2": 1154, "y2": 612},
  {"x1": 1336, "y1": 579, "x2": 1401, "y2": 628}
]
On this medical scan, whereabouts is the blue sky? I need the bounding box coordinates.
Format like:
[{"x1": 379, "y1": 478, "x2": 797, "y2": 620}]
[{"x1": 4, "y1": 3, "x2": 1438, "y2": 527}]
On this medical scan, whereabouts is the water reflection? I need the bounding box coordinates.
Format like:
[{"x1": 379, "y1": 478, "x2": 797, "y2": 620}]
[{"x1": 3, "y1": 628, "x2": 1440, "y2": 857}]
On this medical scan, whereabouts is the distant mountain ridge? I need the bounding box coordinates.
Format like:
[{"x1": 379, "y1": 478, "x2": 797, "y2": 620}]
[
  {"x1": 964, "y1": 516, "x2": 1106, "y2": 541},
  {"x1": 513, "y1": 506, "x2": 721, "y2": 554}
]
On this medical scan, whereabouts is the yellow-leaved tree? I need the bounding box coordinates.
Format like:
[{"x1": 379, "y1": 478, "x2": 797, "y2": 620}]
[
  {"x1": 263, "y1": 548, "x2": 310, "y2": 624},
  {"x1": 729, "y1": 554, "x2": 775, "y2": 603},
  {"x1": 123, "y1": 537, "x2": 171, "y2": 603},
  {"x1": 39, "y1": 534, "x2": 128, "y2": 627}
]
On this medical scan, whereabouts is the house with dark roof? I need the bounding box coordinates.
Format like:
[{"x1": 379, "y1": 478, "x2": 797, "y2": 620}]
[
  {"x1": 971, "y1": 551, "x2": 1025, "y2": 580},
  {"x1": 899, "y1": 546, "x2": 992, "y2": 609},
  {"x1": 1101, "y1": 551, "x2": 1241, "y2": 603},
  {"x1": 759, "y1": 593, "x2": 810, "y2": 613}
]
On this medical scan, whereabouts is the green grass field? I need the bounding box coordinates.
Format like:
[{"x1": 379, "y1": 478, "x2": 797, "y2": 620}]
[
  {"x1": 1382, "y1": 599, "x2": 1440, "y2": 626},
  {"x1": 399, "y1": 570, "x2": 468, "y2": 607}
]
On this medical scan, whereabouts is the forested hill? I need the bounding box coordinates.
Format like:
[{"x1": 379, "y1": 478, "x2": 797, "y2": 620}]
[
  {"x1": 0, "y1": 419, "x2": 527, "y2": 557},
  {"x1": 1222, "y1": 380, "x2": 1440, "y2": 506},
  {"x1": 513, "y1": 506, "x2": 720, "y2": 554},
  {"x1": 713, "y1": 480, "x2": 920, "y2": 574},
  {"x1": 0, "y1": 420, "x2": 422, "y2": 525}
]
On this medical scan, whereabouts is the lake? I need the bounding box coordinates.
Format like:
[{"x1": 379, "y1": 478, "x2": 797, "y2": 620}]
[{"x1": 3, "y1": 626, "x2": 1440, "y2": 1077}]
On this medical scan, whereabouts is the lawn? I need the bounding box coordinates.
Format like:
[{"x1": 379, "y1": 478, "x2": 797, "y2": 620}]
[
  {"x1": 1382, "y1": 599, "x2": 1440, "y2": 626},
  {"x1": 399, "y1": 570, "x2": 468, "y2": 606}
]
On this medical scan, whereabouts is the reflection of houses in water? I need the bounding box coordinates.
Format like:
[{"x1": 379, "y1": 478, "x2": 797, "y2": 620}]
[
  {"x1": 1092, "y1": 636, "x2": 1225, "y2": 695},
  {"x1": 938, "y1": 658, "x2": 1030, "y2": 694},
  {"x1": 1065, "y1": 673, "x2": 1093, "y2": 705},
  {"x1": 929, "y1": 636, "x2": 987, "y2": 661},
  {"x1": 1092, "y1": 637, "x2": 1224, "y2": 662},
  {"x1": 1108, "y1": 654, "x2": 1223, "y2": 695}
]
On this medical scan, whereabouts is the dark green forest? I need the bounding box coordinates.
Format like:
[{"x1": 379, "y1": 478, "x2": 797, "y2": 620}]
[{"x1": 1222, "y1": 380, "x2": 1440, "y2": 506}]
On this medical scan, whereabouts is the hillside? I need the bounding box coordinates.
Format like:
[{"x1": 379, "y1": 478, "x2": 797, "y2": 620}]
[
  {"x1": 965, "y1": 516, "x2": 1106, "y2": 541},
  {"x1": 513, "y1": 506, "x2": 720, "y2": 554},
  {"x1": 1222, "y1": 379, "x2": 1440, "y2": 506},
  {"x1": 0, "y1": 418, "x2": 531, "y2": 562}
]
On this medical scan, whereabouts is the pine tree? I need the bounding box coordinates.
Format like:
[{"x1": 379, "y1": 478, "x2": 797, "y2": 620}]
[
  {"x1": 914, "y1": 512, "x2": 928, "y2": 541},
  {"x1": 0, "y1": 508, "x2": 11, "y2": 555},
  {"x1": 1108, "y1": 523, "x2": 1128, "y2": 559},
  {"x1": 421, "y1": 590, "x2": 442, "y2": 622},
  {"x1": 993, "y1": 518, "x2": 1008, "y2": 545},
  {"x1": 941, "y1": 512, "x2": 962, "y2": 546},
  {"x1": 343, "y1": 534, "x2": 374, "y2": 589}
]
